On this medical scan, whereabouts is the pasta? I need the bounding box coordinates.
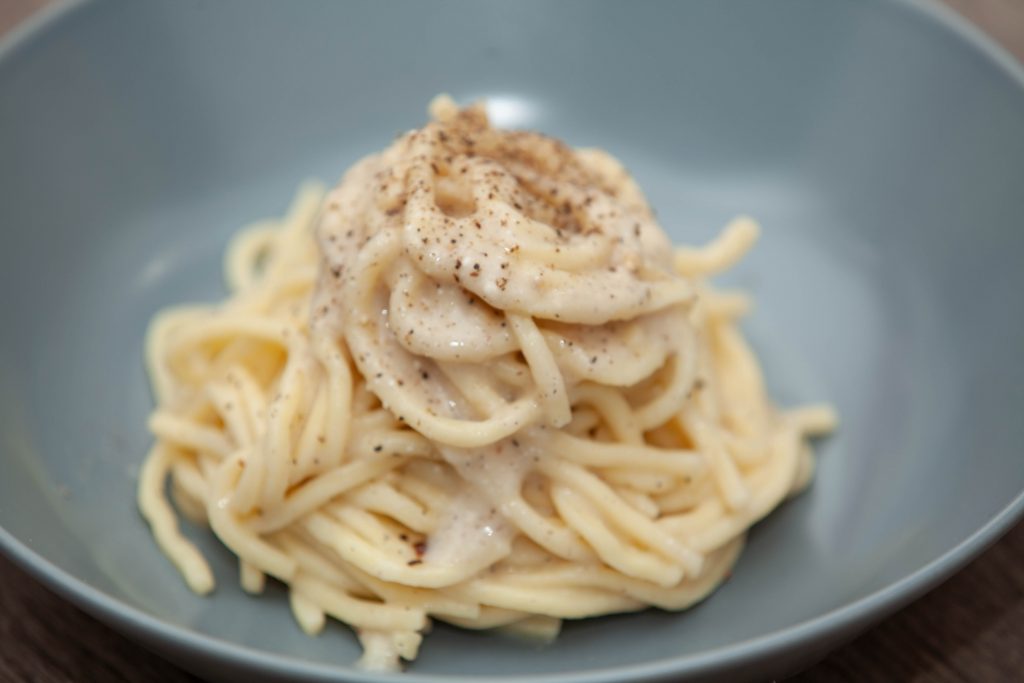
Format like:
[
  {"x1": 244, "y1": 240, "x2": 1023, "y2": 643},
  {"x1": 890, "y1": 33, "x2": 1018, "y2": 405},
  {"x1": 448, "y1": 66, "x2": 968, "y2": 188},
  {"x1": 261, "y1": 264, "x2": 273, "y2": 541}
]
[{"x1": 138, "y1": 96, "x2": 836, "y2": 670}]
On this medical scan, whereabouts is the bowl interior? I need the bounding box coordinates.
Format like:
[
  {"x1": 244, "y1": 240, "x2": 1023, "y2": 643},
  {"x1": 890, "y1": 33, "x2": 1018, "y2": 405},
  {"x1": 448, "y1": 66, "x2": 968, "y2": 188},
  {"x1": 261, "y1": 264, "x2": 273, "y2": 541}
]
[{"x1": 2, "y1": 0, "x2": 1024, "y2": 679}]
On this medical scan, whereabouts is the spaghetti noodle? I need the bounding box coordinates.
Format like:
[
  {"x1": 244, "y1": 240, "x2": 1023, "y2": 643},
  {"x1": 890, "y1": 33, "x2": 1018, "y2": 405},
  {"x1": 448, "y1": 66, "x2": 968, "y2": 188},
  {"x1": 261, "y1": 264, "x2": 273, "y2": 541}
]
[{"x1": 138, "y1": 97, "x2": 835, "y2": 670}]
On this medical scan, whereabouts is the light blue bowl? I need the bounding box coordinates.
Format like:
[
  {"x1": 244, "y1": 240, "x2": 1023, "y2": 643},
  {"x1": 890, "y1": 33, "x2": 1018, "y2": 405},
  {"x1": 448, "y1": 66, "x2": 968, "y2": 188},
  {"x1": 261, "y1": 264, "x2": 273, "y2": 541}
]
[{"x1": 1, "y1": 1, "x2": 1023, "y2": 681}]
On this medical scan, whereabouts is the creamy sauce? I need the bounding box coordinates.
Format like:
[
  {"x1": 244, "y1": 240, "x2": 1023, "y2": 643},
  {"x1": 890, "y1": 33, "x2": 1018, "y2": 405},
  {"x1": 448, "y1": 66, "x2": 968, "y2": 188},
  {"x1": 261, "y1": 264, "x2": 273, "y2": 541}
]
[
  {"x1": 423, "y1": 486, "x2": 512, "y2": 568},
  {"x1": 386, "y1": 261, "x2": 516, "y2": 362},
  {"x1": 426, "y1": 437, "x2": 535, "y2": 567},
  {"x1": 310, "y1": 99, "x2": 701, "y2": 571}
]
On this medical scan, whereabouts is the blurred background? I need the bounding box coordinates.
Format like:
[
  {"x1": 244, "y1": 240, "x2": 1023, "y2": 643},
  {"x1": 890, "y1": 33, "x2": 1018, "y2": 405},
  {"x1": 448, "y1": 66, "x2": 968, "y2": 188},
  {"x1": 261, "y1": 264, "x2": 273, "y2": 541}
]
[
  {"x1": 3, "y1": 0, "x2": 1024, "y2": 61},
  {"x1": 1, "y1": 0, "x2": 1019, "y2": 62}
]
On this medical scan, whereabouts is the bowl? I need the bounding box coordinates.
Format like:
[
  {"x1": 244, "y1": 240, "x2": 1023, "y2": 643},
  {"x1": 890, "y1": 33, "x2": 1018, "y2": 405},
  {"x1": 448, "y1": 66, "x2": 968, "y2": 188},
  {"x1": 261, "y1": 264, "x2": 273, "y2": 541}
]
[{"x1": 2, "y1": 1, "x2": 1023, "y2": 681}]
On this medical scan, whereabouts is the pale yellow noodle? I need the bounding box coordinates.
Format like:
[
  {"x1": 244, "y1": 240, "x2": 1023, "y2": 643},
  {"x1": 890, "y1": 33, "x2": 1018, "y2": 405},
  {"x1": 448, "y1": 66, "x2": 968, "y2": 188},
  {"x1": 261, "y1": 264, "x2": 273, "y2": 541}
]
[{"x1": 138, "y1": 99, "x2": 834, "y2": 672}]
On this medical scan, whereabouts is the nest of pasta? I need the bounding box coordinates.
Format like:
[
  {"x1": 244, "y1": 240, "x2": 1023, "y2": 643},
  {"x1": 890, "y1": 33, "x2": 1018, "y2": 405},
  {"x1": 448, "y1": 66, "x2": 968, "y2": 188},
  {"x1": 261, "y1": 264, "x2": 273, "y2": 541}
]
[{"x1": 140, "y1": 96, "x2": 834, "y2": 671}]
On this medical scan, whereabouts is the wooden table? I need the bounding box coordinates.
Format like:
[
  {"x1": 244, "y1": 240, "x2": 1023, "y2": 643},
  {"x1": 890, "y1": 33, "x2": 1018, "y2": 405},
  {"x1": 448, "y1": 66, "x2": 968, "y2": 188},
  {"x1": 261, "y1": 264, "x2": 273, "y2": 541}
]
[{"x1": 2, "y1": 1, "x2": 1023, "y2": 681}]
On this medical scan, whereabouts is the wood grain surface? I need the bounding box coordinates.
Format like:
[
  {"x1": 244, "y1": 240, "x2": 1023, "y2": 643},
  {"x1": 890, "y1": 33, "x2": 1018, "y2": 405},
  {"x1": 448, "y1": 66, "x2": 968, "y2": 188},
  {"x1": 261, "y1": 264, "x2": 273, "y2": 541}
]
[{"x1": 2, "y1": 1, "x2": 1023, "y2": 681}]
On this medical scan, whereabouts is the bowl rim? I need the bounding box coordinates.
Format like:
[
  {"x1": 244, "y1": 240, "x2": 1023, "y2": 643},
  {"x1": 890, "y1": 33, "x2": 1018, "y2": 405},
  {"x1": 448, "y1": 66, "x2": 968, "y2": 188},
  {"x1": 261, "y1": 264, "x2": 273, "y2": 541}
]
[{"x1": 2, "y1": 0, "x2": 1023, "y2": 681}]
